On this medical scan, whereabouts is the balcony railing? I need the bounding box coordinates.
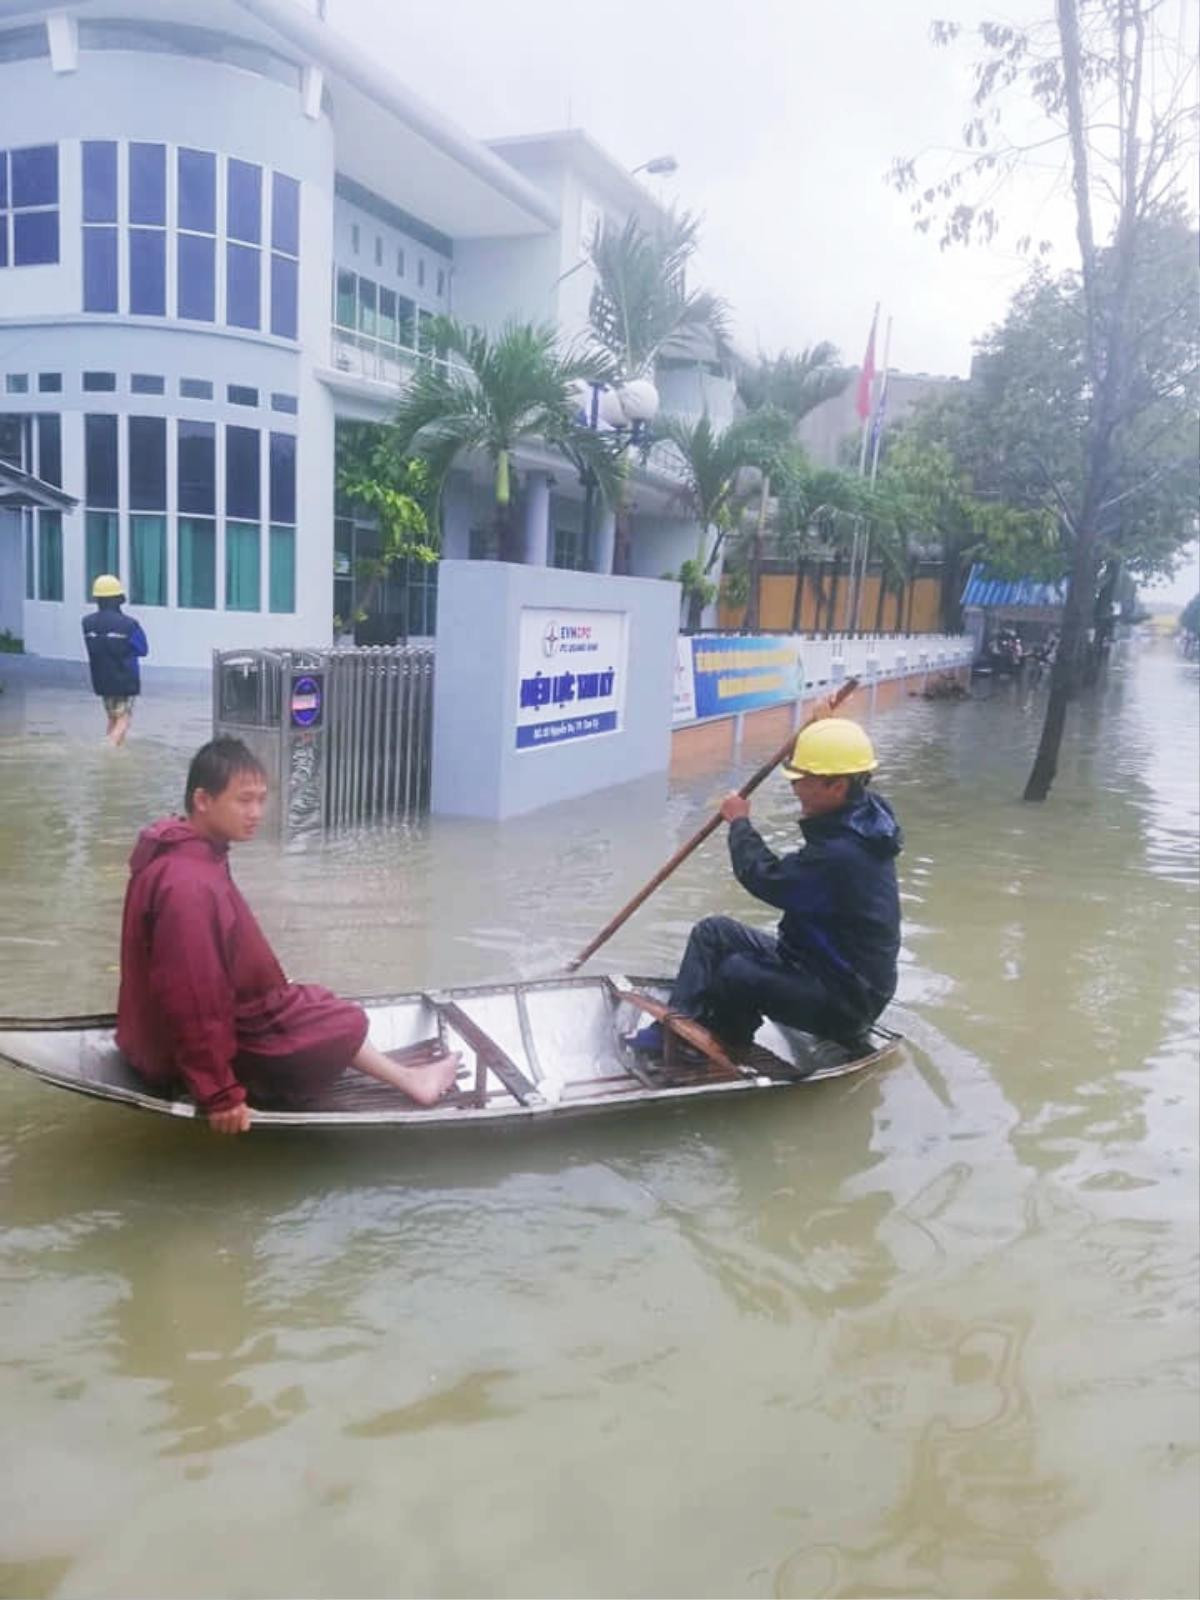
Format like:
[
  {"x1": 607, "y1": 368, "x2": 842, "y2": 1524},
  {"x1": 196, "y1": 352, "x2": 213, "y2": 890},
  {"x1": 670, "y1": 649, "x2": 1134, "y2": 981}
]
[{"x1": 329, "y1": 324, "x2": 462, "y2": 387}]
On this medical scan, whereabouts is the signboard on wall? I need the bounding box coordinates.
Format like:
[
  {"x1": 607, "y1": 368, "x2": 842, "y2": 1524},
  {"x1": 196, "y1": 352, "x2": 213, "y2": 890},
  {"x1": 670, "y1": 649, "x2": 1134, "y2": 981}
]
[
  {"x1": 689, "y1": 635, "x2": 804, "y2": 719},
  {"x1": 672, "y1": 636, "x2": 697, "y2": 724},
  {"x1": 515, "y1": 607, "x2": 628, "y2": 751}
]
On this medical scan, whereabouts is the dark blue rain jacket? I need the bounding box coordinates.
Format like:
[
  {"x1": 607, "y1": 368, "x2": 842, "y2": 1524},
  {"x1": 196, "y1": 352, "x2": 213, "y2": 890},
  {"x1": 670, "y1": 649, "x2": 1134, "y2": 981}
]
[
  {"x1": 727, "y1": 791, "x2": 903, "y2": 1022},
  {"x1": 82, "y1": 602, "x2": 149, "y2": 698}
]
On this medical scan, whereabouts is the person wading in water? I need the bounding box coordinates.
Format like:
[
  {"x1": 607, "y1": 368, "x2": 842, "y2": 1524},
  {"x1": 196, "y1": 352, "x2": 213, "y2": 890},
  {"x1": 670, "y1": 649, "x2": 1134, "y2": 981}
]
[
  {"x1": 117, "y1": 737, "x2": 461, "y2": 1133},
  {"x1": 630, "y1": 718, "x2": 902, "y2": 1060},
  {"x1": 82, "y1": 574, "x2": 149, "y2": 747}
]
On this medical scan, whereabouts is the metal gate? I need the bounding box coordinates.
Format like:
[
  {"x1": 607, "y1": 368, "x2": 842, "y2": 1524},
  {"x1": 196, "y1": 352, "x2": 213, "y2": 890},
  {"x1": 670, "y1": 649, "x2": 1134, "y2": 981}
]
[{"x1": 212, "y1": 645, "x2": 434, "y2": 837}]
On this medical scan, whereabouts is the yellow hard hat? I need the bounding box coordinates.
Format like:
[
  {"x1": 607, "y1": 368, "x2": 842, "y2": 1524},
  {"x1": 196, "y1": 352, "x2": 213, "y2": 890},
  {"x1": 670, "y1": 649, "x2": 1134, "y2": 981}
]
[
  {"x1": 783, "y1": 717, "x2": 878, "y2": 778},
  {"x1": 92, "y1": 574, "x2": 124, "y2": 599}
]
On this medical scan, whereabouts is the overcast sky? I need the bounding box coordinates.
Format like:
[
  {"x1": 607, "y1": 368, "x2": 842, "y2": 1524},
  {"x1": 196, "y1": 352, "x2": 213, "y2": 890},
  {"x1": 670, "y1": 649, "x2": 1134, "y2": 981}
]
[
  {"x1": 327, "y1": 0, "x2": 1198, "y2": 600},
  {"x1": 327, "y1": 0, "x2": 1095, "y2": 378}
]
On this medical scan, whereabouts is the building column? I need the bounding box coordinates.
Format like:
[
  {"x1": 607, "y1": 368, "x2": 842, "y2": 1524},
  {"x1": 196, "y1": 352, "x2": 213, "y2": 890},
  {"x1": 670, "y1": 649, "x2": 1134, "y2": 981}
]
[
  {"x1": 592, "y1": 507, "x2": 616, "y2": 575},
  {"x1": 522, "y1": 472, "x2": 551, "y2": 567}
]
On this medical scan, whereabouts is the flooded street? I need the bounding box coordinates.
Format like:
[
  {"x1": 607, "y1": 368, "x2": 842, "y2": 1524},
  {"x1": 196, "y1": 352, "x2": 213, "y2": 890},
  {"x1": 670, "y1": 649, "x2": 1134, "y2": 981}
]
[{"x1": 1, "y1": 642, "x2": 1197, "y2": 1600}]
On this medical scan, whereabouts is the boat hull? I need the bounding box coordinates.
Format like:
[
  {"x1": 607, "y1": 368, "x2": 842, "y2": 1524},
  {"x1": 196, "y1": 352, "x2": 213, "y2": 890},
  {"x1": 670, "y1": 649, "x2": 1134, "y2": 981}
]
[{"x1": 0, "y1": 975, "x2": 901, "y2": 1129}]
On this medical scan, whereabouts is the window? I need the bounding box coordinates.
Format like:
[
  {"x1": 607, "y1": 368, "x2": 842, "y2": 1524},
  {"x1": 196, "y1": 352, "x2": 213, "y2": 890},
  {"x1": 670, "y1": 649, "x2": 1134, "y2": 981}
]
[
  {"x1": 82, "y1": 141, "x2": 117, "y2": 222},
  {"x1": 397, "y1": 295, "x2": 415, "y2": 348},
  {"x1": 177, "y1": 517, "x2": 215, "y2": 608},
  {"x1": 270, "y1": 253, "x2": 297, "y2": 339},
  {"x1": 178, "y1": 148, "x2": 215, "y2": 233},
  {"x1": 85, "y1": 413, "x2": 118, "y2": 506},
  {"x1": 271, "y1": 172, "x2": 299, "y2": 256},
  {"x1": 226, "y1": 159, "x2": 261, "y2": 244},
  {"x1": 396, "y1": 247, "x2": 405, "y2": 277},
  {"x1": 374, "y1": 236, "x2": 382, "y2": 266},
  {"x1": 269, "y1": 173, "x2": 299, "y2": 339},
  {"x1": 37, "y1": 413, "x2": 61, "y2": 486},
  {"x1": 128, "y1": 143, "x2": 165, "y2": 225},
  {"x1": 178, "y1": 419, "x2": 215, "y2": 513},
  {"x1": 25, "y1": 520, "x2": 33, "y2": 599},
  {"x1": 38, "y1": 372, "x2": 61, "y2": 393},
  {"x1": 130, "y1": 515, "x2": 167, "y2": 605},
  {"x1": 469, "y1": 526, "x2": 499, "y2": 561},
  {"x1": 14, "y1": 208, "x2": 58, "y2": 266},
  {"x1": 227, "y1": 384, "x2": 258, "y2": 408},
  {"x1": 225, "y1": 521, "x2": 260, "y2": 611},
  {"x1": 225, "y1": 424, "x2": 259, "y2": 520},
  {"x1": 269, "y1": 432, "x2": 295, "y2": 524},
  {"x1": 83, "y1": 371, "x2": 116, "y2": 392},
  {"x1": 335, "y1": 268, "x2": 356, "y2": 328},
  {"x1": 37, "y1": 511, "x2": 63, "y2": 600},
  {"x1": 553, "y1": 526, "x2": 589, "y2": 571},
  {"x1": 418, "y1": 309, "x2": 436, "y2": 352},
  {"x1": 5, "y1": 374, "x2": 27, "y2": 393},
  {"x1": 83, "y1": 226, "x2": 118, "y2": 312},
  {"x1": 130, "y1": 227, "x2": 166, "y2": 315},
  {"x1": 269, "y1": 526, "x2": 295, "y2": 613},
  {"x1": 436, "y1": 268, "x2": 445, "y2": 298},
  {"x1": 85, "y1": 512, "x2": 119, "y2": 589},
  {"x1": 378, "y1": 286, "x2": 397, "y2": 344},
  {"x1": 178, "y1": 232, "x2": 215, "y2": 321},
  {"x1": 351, "y1": 223, "x2": 359, "y2": 254},
  {"x1": 130, "y1": 373, "x2": 164, "y2": 395},
  {"x1": 129, "y1": 415, "x2": 166, "y2": 510},
  {"x1": 358, "y1": 275, "x2": 376, "y2": 338},
  {"x1": 270, "y1": 391, "x2": 298, "y2": 414},
  {"x1": 178, "y1": 148, "x2": 216, "y2": 323},
  {"x1": 180, "y1": 377, "x2": 212, "y2": 401},
  {"x1": 226, "y1": 242, "x2": 260, "y2": 329},
  {"x1": 417, "y1": 258, "x2": 425, "y2": 289},
  {"x1": 4, "y1": 144, "x2": 59, "y2": 266}
]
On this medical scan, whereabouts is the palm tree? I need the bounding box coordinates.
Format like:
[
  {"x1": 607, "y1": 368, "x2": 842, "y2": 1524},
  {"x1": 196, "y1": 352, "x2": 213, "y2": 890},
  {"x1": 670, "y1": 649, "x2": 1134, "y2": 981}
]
[
  {"x1": 390, "y1": 319, "x2": 614, "y2": 564},
  {"x1": 655, "y1": 413, "x2": 765, "y2": 630},
  {"x1": 736, "y1": 345, "x2": 851, "y2": 629},
  {"x1": 585, "y1": 211, "x2": 729, "y2": 573},
  {"x1": 774, "y1": 464, "x2": 866, "y2": 632}
]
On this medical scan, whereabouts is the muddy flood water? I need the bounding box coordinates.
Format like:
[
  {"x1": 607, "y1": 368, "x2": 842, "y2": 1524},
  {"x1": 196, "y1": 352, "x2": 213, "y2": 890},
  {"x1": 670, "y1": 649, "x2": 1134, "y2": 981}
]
[{"x1": 1, "y1": 641, "x2": 1197, "y2": 1600}]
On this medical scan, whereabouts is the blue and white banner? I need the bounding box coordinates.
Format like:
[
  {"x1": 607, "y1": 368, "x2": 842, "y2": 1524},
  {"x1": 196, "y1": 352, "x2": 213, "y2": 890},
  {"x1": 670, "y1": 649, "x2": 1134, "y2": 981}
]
[
  {"x1": 515, "y1": 607, "x2": 628, "y2": 751},
  {"x1": 687, "y1": 635, "x2": 804, "y2": 719}
]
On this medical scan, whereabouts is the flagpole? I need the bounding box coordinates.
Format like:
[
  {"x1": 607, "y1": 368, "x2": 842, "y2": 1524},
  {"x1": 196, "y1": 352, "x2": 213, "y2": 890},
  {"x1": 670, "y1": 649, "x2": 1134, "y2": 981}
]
[
  {"x1": 848, "y1": 303, "x2": 879, "y2": 633},
  {"x1": 854, "y1": 315, "x2": 892, "y2": 632},
  {"x1": 869, "y1": 315, "x2": 893, "y2": 486}
]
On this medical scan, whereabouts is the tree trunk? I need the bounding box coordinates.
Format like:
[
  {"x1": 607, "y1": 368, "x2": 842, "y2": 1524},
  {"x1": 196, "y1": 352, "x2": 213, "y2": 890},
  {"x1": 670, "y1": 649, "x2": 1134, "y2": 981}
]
[
  {"x1": 744, "y1": 478, "x2": 769, "y2": 633},
  {"x1": 790, "y1": 559, "x2": 806, "y2": 634},
  {"x1": 685, "y1": 588, "x2": 704, "y2": 632},
  {"x1": 825, "y1": 559, "x2": 840, "y2": 632},
  {"x1": 1023, "y1": 535, "x2": 1098, "y2": 800}
]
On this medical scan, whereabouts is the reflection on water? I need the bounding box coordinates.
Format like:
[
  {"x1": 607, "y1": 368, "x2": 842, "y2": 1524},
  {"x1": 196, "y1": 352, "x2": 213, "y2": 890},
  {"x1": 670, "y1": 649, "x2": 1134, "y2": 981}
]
[{"x1": 0, "y1": 643, "x2": 1197, "y2": 1599}]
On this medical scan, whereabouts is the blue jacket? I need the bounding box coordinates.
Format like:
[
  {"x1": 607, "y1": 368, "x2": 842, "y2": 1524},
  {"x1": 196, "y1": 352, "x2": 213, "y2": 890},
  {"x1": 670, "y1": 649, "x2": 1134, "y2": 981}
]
[
  {"x1": 82, "y1": 602, "x2": 149, "y2": 698},
  {"x1": 727, "y1": 791, "x2": 903, "y2": 1022}
]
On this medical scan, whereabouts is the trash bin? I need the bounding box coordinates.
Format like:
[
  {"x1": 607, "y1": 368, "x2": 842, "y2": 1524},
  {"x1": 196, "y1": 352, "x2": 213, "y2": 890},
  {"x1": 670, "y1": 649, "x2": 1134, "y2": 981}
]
[{"x1": 212, "y1": 649, "x2": 328, "y2": 838}]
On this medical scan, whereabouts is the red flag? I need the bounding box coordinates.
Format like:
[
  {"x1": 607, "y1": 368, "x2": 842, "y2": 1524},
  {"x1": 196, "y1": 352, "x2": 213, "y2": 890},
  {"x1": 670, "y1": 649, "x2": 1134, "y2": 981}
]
[{"x1": 855, "y1": 307, "x2": 878, "y2": 421}]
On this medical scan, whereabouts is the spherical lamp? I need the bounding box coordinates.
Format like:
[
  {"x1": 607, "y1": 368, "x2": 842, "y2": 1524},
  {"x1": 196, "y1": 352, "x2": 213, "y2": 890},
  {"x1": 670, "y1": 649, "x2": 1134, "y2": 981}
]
[{"x1": 617, "y1": 378, "x2": 660, "y2": 423}]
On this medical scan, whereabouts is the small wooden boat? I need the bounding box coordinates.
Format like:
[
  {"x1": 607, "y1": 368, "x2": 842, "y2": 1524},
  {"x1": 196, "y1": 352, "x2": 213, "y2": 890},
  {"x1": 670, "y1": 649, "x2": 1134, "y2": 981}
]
[{"x1": 0, "y1": 975, "x2": 901, "y2": 1129}]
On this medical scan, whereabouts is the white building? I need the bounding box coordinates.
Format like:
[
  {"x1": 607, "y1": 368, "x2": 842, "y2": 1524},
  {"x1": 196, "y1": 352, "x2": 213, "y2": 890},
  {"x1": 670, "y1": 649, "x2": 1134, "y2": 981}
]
[{"x1": 0, "y1": 0, "x2": 734, "y2": 667}]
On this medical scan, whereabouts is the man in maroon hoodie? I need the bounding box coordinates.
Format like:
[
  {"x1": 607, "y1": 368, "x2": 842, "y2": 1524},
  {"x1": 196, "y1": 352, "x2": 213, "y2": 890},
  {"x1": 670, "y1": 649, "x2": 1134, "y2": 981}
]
[{"x1": 117, "y1": 737, "x2": 460, "y2": 1133}]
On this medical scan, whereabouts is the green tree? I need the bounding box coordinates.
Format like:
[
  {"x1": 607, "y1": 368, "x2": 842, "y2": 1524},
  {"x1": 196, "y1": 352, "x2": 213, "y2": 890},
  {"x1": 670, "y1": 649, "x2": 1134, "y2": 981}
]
[
  {"x1": 336, "y1": 421, "x2": 438, "y2": 640},
  {"x1": 892, "y1": 0, "x2": 1200, "y2": 801},
  {"x1": 736, "y1": 345, "x2": 850, "y2": 629},
  {"x1": 584, "y1": 210, "x2": 729, "y2": 573},
  {"x1": 654, "y1": 413, "x2": 766, "y2": 631},
  {"x1": 389, "y1": 319, "x2": 615, "y2": 565}
]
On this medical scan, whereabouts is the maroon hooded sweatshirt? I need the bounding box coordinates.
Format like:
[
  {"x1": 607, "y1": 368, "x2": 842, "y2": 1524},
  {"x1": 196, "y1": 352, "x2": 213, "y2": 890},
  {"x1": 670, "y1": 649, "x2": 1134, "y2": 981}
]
[{"x1": 117, "y1": 818, "x2": 368, "y2": 1112}]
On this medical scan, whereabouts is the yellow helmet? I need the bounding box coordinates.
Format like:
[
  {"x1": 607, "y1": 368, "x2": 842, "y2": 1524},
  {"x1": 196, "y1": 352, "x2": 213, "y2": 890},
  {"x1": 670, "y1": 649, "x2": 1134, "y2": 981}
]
[
  {"x1": 783, "y1": 717, "x2": 878, "y2": 778},
  {"x1": 92, "y1": 574, "x2": 124, "y2": 599}
]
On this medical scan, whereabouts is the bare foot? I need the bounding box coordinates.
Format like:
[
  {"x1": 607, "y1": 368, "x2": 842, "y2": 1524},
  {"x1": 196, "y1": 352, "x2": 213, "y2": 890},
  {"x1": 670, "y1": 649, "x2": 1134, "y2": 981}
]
[{"x1": 403, "y1": 1051, "x2": 462, "y2": 1106}]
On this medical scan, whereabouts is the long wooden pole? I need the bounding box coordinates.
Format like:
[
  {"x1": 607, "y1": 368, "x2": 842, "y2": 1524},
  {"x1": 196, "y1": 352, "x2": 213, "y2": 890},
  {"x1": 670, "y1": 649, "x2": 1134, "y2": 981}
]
[{"x1": 566, "y1": 677, "x2": 859, "y2": 972}]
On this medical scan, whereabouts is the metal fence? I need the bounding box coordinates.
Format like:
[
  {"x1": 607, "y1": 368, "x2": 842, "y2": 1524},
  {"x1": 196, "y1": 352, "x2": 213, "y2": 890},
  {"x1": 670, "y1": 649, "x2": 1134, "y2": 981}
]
[
  {"x1": 324, "y1": 645, "x2": 434, "y2": 828},
  {"x1": 212, "y1": 645, "x2": 434, "y2": 837}
]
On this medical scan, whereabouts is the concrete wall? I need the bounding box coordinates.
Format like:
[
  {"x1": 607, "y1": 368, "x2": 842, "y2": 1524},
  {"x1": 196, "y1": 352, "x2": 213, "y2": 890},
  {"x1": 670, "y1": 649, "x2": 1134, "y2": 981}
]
[{"x1": 432, "y1": 560, "x2": 679, "y2": 819}]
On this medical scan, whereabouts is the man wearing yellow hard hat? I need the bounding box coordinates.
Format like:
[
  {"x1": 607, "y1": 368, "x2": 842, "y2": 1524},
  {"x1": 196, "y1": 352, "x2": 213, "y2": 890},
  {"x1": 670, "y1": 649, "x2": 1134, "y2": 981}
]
[
  {"x1": 631, "y1": 716, "x2": 902, "y2": 1060},
  {"x1": 82, "y1": 575, "x2": 149, "y2": 746}
]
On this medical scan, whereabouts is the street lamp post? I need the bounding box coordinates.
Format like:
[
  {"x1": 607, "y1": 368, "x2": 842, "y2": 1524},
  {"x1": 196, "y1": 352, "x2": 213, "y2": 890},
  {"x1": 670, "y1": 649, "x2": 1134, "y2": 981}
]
[
  {"x1": 631, "y1": 155, "x2": 679, "y2": 177},
  {"x1": 576, "y1": 380, "x2": 661, "y2": 573}
]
